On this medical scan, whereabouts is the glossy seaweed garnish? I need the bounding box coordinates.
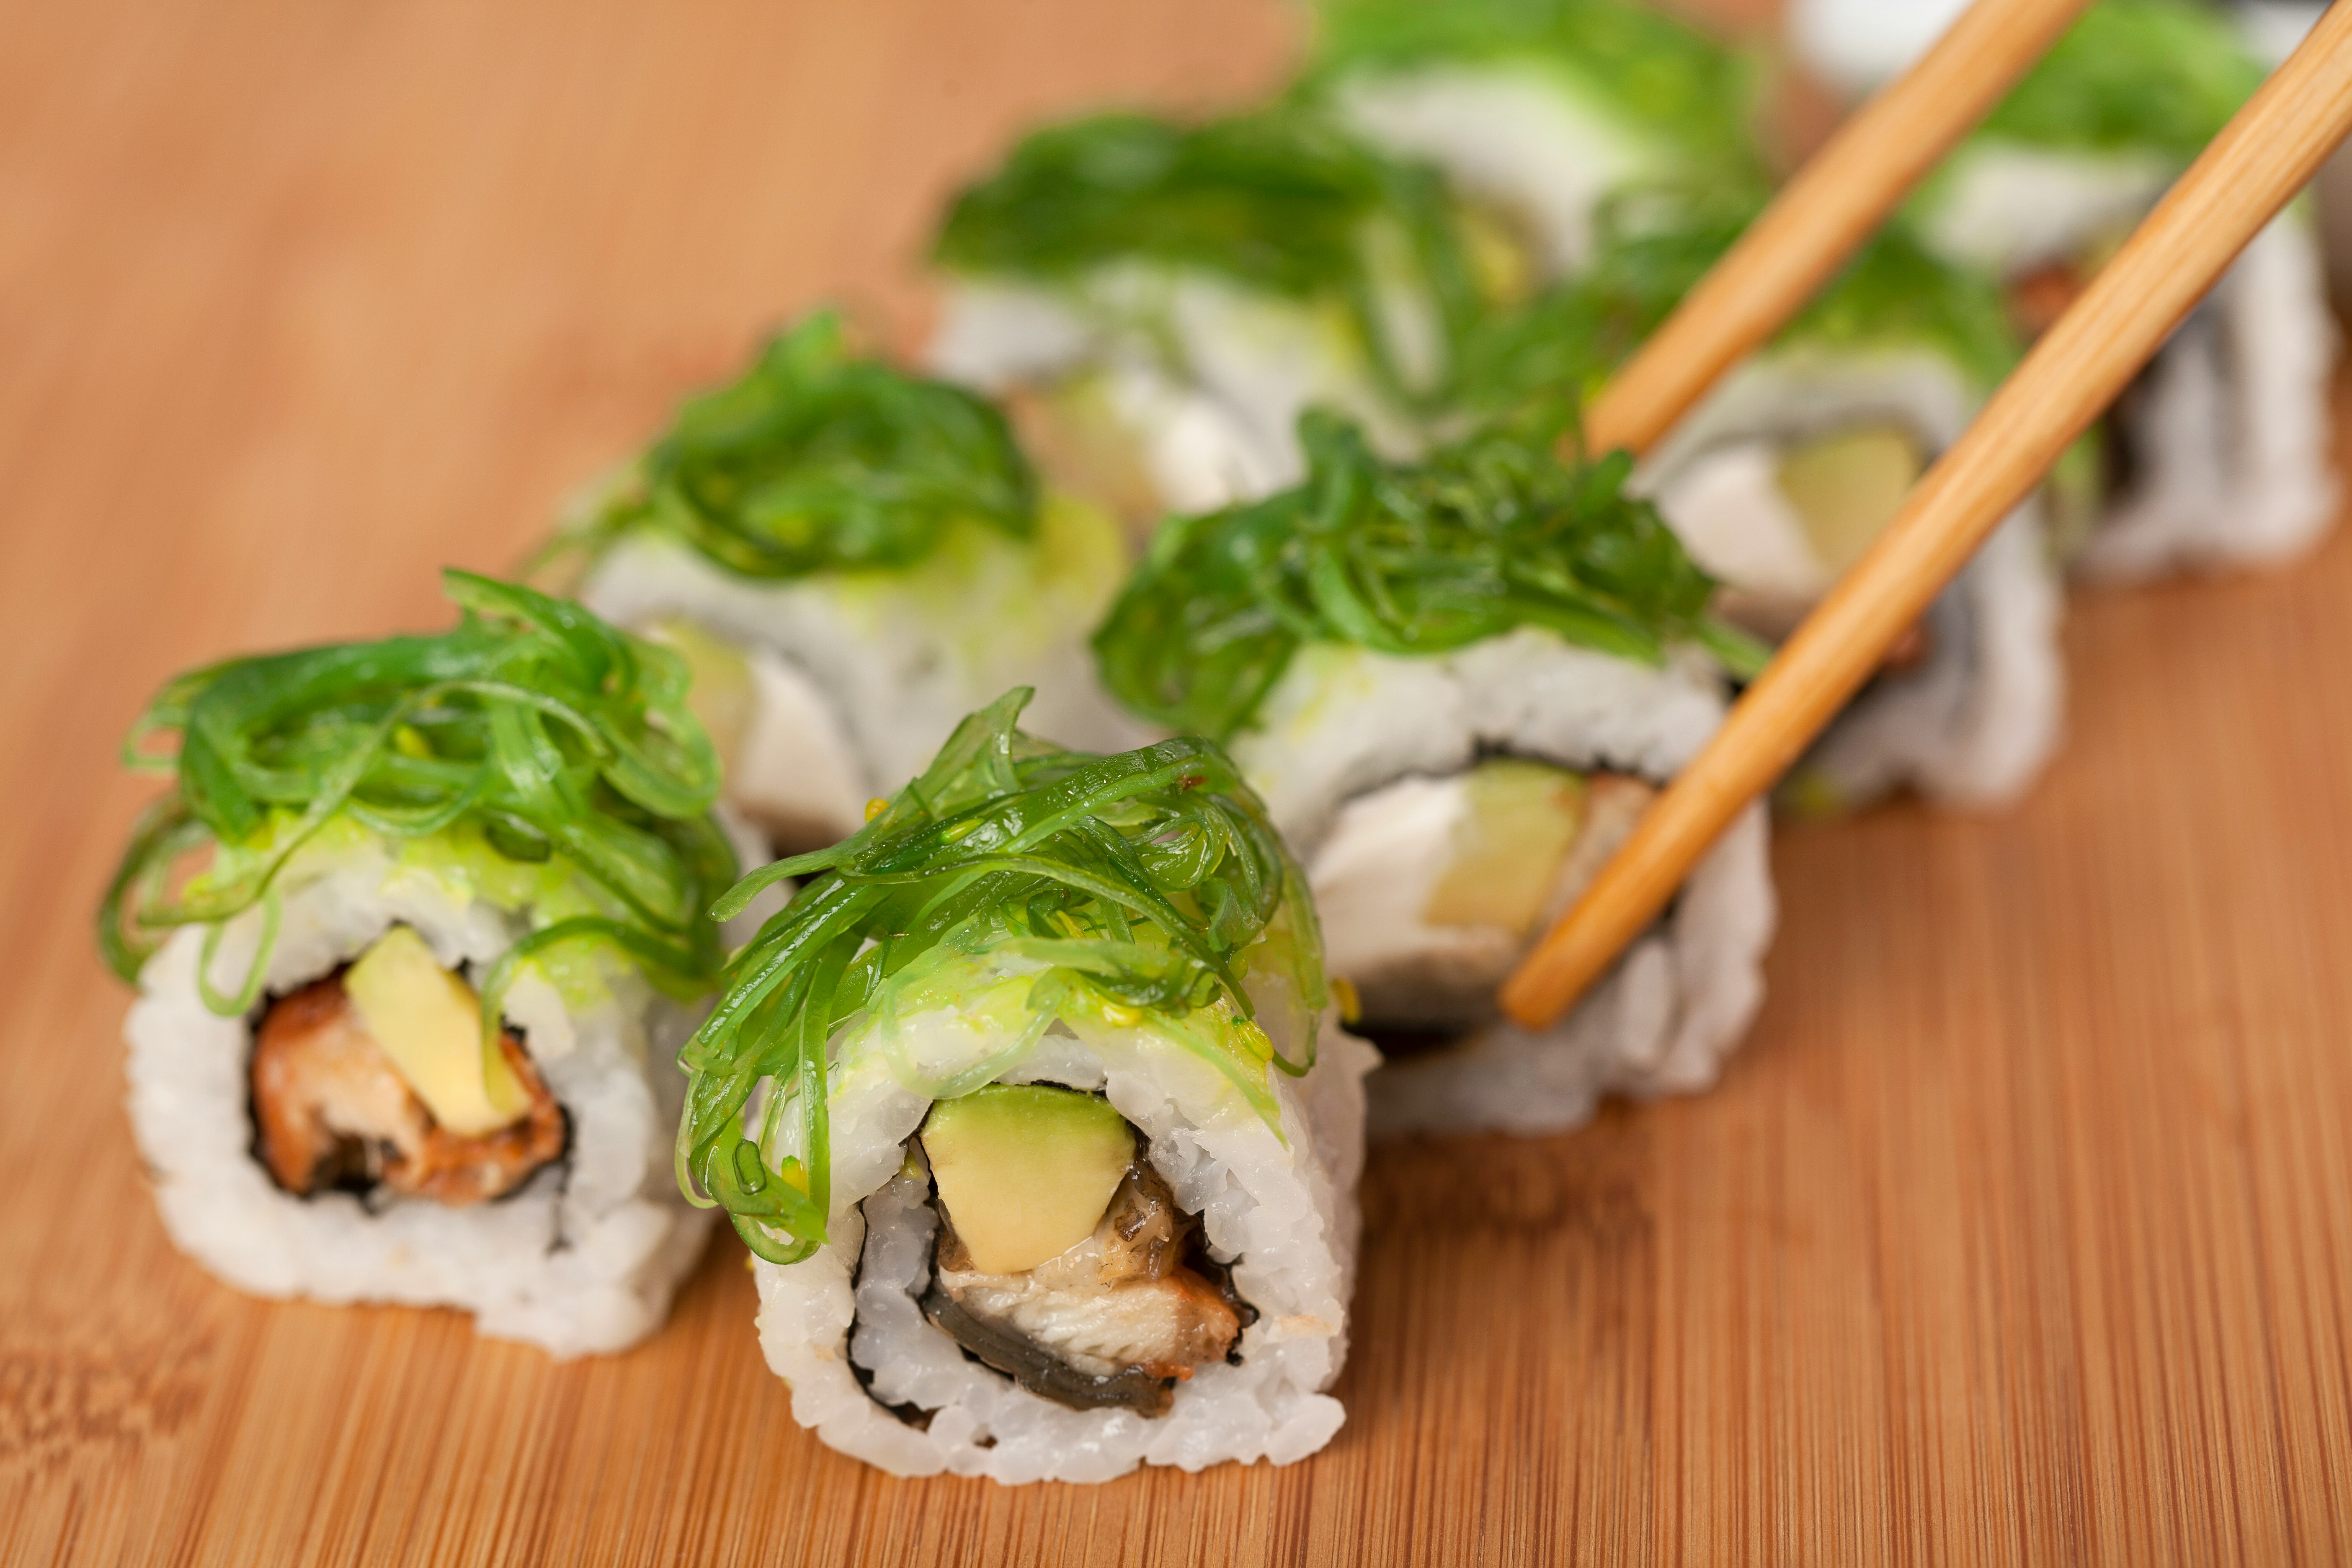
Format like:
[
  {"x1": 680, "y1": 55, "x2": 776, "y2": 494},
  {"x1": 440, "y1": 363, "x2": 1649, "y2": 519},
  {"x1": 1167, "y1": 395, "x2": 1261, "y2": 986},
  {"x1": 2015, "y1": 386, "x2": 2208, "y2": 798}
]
[
  {"x1": 100, "y1": 570, "x2": 738, "y2": 1026},
  {"x1": 1454, "y1": 176, "x2": 2022, "y2": 420},
  {"x1": 1091, "y1": 410, "x2": 1766, "y2": 742},
  {"x1": 1977, "y1": 0, "x2": 2262, "y2": 159},
  {"x1": 552, "y1": 310, "x2": 1039, "y2": 582},
  {"x1": 1303, "y1": 0, "x2": 1764, "y2": 164},
  {"x1": 676, "y1": 689, "x2": 1325, "y2": 1265},
  {"x1": 930, "y1": 105, "x2": 1485, "y2": 405}
]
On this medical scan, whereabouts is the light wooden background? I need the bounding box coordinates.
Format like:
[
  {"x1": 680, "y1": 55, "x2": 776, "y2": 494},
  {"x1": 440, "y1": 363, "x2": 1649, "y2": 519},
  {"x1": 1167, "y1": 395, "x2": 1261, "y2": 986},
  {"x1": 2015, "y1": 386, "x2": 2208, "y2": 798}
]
[{"x1": 4, "y1": 0, "x2": 2349, "y2": 1561}]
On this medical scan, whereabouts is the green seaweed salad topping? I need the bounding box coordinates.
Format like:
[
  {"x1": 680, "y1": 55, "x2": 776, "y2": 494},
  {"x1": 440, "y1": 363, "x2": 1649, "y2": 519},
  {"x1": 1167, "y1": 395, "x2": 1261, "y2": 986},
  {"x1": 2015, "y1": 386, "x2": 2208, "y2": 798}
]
[
  {"x1": 100, "y1": 570, "x2": 738, "y2": 1029},
  {"x1": 1093, "y1": 409, "x2": 1770, "y2": 742},
  {"x1": 1455, "y1": 177, "x2": 2022, "y2": 420},
  {"x1": 1303, "y1": 0, "x2": 1762, "y2": 164},
  {"x1": 676, "y1": 689, "x2": 1324, "y2": 1265},
  {"x1": 548, "y1": 310, "x2": 1039, "y2": 582},
  {"x1": 931, "y1": 105, "x2": 1484, "y2": 405},
  {"x1": 1978, "y1": 0, "x2": 2262, "y2": 159}
]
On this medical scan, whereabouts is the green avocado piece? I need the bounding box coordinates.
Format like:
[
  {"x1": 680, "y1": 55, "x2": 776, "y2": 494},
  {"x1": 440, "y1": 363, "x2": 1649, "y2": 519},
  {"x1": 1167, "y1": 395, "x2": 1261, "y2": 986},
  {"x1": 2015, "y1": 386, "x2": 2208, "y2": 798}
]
[
  {"x1": 1424, "y1": 758, "x2": 1587, "y2": 936},
  {"x1": 919, "y1": 1085, "x2": 1136, "y2": 1274},
  {"x1": 1774, "y1": 425, "x2": 1924, "y2": 579},
  {"x1": 345, "y1": 926, "x2": 531, "y2": 1137}
]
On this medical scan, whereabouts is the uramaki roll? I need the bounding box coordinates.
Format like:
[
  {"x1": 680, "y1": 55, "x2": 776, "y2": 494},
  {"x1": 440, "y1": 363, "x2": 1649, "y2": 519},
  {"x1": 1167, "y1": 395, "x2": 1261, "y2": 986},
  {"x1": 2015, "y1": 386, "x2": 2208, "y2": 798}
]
[
  {"x1": 544, "y1": 310, "x2": 1138, "y2": 855},
  {"x1": 1093, "y1": 412, "x2": 1775, "y2": 1135},
  {"x1": 925, "y1": 106, "x2": 1476, "y2": 534},
  {"x1": 1629, "y1": 217, "x2": 2065, "y2": 813},
  {"x1": 1790, "y1": 0, "x2": 2338, "y2": 579},
  {"x1": 103, "y1": 573, "x2": 739, "y2": 1357},
  {"x1": 1299, "y1": 0, "x2": 1763, "y2": 281},
  {"x1": 678, "y1": 692, "x2": 1374, "y2": 1482}
]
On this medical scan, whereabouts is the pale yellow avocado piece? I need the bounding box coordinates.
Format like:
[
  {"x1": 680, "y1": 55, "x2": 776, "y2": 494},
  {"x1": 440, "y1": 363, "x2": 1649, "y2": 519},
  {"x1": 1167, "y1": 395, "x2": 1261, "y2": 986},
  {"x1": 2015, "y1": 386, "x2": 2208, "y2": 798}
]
[
  {"x1": 645, "y1": 616, "x2": 755, "y2": 775},
  {"x1": 1774, "y1": 425, "x2": 1924, "y2": 579},
  {"x1": 920, "y1": 1085, "x2": 1136, "y2": 1275},
  {"x1": 1424, "y1": 758, "x2": 1588, "y2": 936},
  {"x1": 344, "y1": 927, "x2": 535, "y2": 1137}
]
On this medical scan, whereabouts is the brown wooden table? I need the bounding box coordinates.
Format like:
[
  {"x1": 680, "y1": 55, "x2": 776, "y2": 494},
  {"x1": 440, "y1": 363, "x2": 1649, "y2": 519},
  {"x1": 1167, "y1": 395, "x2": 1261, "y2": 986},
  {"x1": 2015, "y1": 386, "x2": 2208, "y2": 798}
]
[{"x1": 5, "y1": 0, "x2": 2350, "y2": 1560}]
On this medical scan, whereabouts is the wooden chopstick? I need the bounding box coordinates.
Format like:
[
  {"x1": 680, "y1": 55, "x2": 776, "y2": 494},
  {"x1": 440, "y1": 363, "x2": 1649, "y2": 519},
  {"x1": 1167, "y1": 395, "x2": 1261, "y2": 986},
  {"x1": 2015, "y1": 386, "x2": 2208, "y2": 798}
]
[
  {"x1": 1583, "y1": 0, "x2": 2096, "y2": 458},
  {"x1": 1502, "y1": 0, "x2": 2352, "y2": 1031}
]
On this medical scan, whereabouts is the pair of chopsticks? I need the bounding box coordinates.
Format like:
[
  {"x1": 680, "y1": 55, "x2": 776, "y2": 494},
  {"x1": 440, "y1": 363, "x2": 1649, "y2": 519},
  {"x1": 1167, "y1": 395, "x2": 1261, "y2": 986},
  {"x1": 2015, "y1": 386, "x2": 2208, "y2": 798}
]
[{"x1": 1500, "y1": 0, "x2": 2352, "y2": 1030}]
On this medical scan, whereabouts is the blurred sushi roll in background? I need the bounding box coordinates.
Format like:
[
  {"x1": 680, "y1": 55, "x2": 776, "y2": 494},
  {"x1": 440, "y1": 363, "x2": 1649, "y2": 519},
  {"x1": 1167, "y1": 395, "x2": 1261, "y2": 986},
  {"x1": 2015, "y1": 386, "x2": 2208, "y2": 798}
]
[
  {"x1": 1790, "y1": 0, "x2": 2340, "y2": 579},
  {"x1": 679, "y1": 692, "x2": 1375, "y2": 1481},
  {"x1": 1297, "y1": 0, "x2": 1765, "y2": 286},
  {"x1": 1365, "y1": 160, "x2": 2064, "y2": 810},
  {"x1": 100, "y1": 573, "x2": 740, "y2": 1356},
  {"x1": 543, "y1": 310, "x2": 1139, "y2": 855},
  {"x1": 1602, "y1": 194, "x2": 2066, "y2": 811},
  {"x1": 1092, "y1": 411, "x2": 1775, "y2": 1135},
  {"x1": 923, "y1": 0, "x2": 2077, "y2": 817},
  {"x1": 924, "y1": 106, "x2": 1484, "y2": 531}
]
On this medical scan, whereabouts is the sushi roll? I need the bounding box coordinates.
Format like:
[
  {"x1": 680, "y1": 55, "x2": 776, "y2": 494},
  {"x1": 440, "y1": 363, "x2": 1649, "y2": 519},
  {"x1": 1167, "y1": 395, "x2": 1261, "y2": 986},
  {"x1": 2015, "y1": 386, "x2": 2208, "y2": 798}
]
[
  {"x1": 1299, "y1": 0, "x2": 1765, "y2": 283},
  {"x1": 544, "y1": 309, "x2": 1137, "y2": 854},
  {"x1": 1092, "y1": 410, "x2": 1776, "y2": 1136},
  {"x1": 1790, "y1": 0, "x2": 2338, "y2": 579},
  {"x1": 678, "y1": 690, "x2": 1375, "y2": 1481},
  {"x1": 99, "y1": 572, "x2": 740, "y2": 1357},
  {"x1": 1614, "y1": 201, "x2": 2067, "y2": 812},
  {"x1": 925, "y1": 106, "x2": 1485, "y2": 532}
]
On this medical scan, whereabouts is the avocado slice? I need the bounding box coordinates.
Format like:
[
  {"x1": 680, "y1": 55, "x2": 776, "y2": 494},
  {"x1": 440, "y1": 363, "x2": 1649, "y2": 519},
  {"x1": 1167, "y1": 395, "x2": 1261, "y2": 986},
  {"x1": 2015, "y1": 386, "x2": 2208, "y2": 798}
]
[
  {"x1": 1423, "y1": 758, "x2": 1588, "y2": 936},
  {"x1": 343, "y1": 927, "x2": 534, "y2": 1137},
  {"x1": 1774, "y1": 425, "x2": 1924, "y2": 579},
  {"x1": 918, "y1": 1086, "x2": 1136, "y2": 1275}
]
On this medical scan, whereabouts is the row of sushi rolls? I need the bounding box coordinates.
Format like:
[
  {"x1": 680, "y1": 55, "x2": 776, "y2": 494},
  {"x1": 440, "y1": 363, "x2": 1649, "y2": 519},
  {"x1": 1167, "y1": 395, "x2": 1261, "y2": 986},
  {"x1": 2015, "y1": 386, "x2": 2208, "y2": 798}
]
[{"x1": 98, "y1": 0, "x2": 2339, "y2": 1484}]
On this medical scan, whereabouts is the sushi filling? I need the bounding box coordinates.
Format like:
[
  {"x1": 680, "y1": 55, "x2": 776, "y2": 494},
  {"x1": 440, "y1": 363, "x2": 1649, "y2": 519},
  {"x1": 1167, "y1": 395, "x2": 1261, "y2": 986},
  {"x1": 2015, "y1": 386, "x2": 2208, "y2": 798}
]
[
  {"x1": 1651, "y1": 421, "x2": 1929, "y2": 651},
  {"x1": 854, "y1": 1088, "x2": 1251, "y2": 1420},
  {"x1": 923, "y1": 1160, "x2": 1245, "y2": 1416},
  {"x1": 248, "y1": 939, "x2": 566, "y2": 1206},
  {"x1": 1310, "y1": 758, "x2": 1656, "y2": 1030}
]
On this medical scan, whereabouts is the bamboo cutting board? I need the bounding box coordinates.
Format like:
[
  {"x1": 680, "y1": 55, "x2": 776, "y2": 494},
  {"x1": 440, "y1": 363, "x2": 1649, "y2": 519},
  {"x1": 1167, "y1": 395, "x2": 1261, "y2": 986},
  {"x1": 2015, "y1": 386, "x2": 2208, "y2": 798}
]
[{"x1": 4, "y1": 0, "x2": 2351, "y2": 1561}]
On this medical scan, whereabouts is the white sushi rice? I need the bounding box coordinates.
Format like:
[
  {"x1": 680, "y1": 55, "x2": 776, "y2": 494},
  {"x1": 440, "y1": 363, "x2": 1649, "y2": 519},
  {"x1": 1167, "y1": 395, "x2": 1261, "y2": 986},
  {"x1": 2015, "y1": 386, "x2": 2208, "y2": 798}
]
[
  {"x1": 2066, "y1": 214, "x2": 2339, "y2": 580},
  {"x1": 752, "y1": 997, "x2": 1377, "y2": 1483},
  {"x1": 122, "y1": 829, "x2": 714, "y2": 1358},
  {"x1": 927, "y1": 268, "x2": 1427, "y2": 518},
  {"x1": 1915, "y1": 147, "x2": 2339, "y2": 580},
  {"x1": 1788, "y1": 0, "x2": 1969, "y2": 98},
  {"x1": 1232, "y1": 630, "x2": 1727, "y2": 847},
  {"x1": 1641, "y1": 346, "x2": 2066, "y2": 810},
  {"x1": 1326, "y1": 63, "x2": 1675, "y2": 277},
  {"x1": 1914, "y1": 141, "x2": 2177, "y2": 276},
  {"x1": 1222, "y1": 628, "x2": 1776, "y2": 1136},
  {"x1": 578, "y1": 494, "x2": 1142, "y2": 804},
  {"x1": 1366, "y1": 801, "x2": 1771, "y2": 1136}
]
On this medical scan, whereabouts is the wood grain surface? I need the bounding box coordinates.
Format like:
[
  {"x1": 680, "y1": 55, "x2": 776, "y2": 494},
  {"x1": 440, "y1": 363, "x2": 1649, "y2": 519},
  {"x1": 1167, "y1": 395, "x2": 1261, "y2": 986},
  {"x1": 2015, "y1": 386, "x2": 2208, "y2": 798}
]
[{"x1": 2, "y1": 0, "x2": 2349, "y2": 1563}]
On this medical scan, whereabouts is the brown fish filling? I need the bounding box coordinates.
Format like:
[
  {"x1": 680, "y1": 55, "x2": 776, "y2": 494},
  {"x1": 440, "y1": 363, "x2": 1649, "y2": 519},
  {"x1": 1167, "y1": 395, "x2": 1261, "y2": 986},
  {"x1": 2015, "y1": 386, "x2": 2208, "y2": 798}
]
[
  {"x1": 920, "y1": 1160, "x2": 1248, "y2": 1418},
  {"x1": 250, "y1": 973, "x2": 566, "y2": 1205}
]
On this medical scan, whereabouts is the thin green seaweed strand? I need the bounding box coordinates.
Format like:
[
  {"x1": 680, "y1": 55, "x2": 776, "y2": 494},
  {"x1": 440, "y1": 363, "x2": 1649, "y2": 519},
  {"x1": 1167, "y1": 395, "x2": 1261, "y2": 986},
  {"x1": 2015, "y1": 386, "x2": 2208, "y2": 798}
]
[
  {"x1": 1453, "y1": 173, "x2": 2023, "y2": 423},
  {"x1": 1091, "y1": 408, "x2": 1767, "y2": 742},
  {"x1": 1302, "y1": 0, "x2": 1764, "y2": 166},
  {"x1": 1976, "y1": 0, "x2": 2262, "y2": 159},
  {"x1": 674, "y1": 689, "x2": 1325, "y2": 1266},
  {"x1": 98, "y1": 570, "x2": 738, "y2": 1039},
  {"x1": 929, "y1": 105, "x2": 1488, "y2": 409},
  {"x1": 542, "y1": 310, "x2": 1040, "y2": 585}
]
